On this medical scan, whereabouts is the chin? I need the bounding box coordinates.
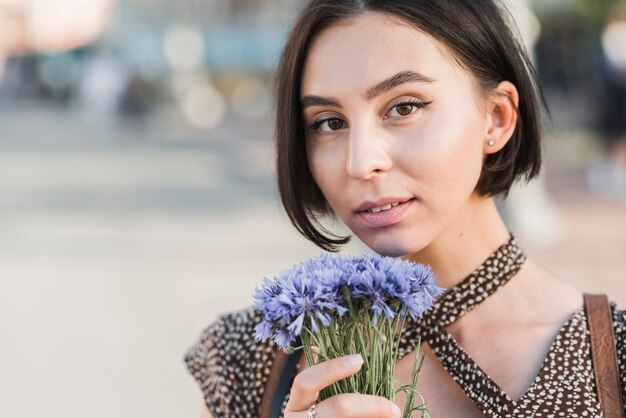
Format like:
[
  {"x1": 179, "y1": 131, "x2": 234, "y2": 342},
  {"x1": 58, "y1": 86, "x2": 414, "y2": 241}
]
[
  {"x1": 353, "y1": 222, "x2": 434, "y2": 258},
  {"x1": 358, "y1": 233, "x2": 419, "y2": 258}
]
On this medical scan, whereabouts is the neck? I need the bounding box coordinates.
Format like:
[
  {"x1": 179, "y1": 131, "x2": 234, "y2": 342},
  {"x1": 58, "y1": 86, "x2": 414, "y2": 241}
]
[{"x1": 401, "y1": 195, "x2": 511, "y2": 289}]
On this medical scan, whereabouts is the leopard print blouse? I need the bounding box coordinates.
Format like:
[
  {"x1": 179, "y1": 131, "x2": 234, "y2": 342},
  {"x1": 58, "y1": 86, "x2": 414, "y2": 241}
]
[{"x1": 184, "y1": 235, "x2": 626, "y2": 417}]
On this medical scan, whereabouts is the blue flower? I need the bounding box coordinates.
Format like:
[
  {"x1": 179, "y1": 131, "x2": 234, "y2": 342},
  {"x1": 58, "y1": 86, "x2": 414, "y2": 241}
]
[
  {"x1": 254, "y1": 319, "x2": 274, "y2": 341},
  {"x1": 274, "y1": 328, "x2": 296, "y2": 350},
  {"x1": 253, "y1": 251, "x2": 444, "y2": 348}
]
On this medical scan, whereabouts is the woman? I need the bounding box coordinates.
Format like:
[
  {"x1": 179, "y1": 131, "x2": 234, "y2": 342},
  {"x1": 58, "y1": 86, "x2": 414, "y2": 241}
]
[{"x1": 185, "y1": 1, "x2": 626, "y2": 417}]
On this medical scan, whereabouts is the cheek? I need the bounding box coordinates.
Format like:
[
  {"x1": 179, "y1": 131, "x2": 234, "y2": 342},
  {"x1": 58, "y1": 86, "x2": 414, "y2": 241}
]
[
  {"x1": 398, "y1": 106, "x2": 485, "y2": 196},
  {"x1": 306, "y1": 140, "x2": 344, "y2": 205}
]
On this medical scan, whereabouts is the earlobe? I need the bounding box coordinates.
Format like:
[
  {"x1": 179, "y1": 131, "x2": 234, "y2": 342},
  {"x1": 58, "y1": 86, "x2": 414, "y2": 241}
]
[{"x1": 484, "y1": 81, "x2": 519, "y2": 154}]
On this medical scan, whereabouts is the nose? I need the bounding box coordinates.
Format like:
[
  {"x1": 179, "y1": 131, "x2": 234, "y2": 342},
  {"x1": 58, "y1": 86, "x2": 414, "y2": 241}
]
[{"x1": 345, "y1": 122, "x2": 393, "y2": 180}]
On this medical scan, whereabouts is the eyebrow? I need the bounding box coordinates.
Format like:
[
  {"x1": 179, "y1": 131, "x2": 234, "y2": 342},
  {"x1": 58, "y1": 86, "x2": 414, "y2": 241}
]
[
  {"x1": 366, "y1": 70, "x2": 436, "y2": 100},
  {"x1": 301, "y1": 70, "x2": 436, "y2": 110},
  {"x1": 301, "y1": 95, "x2": 342, "y2": 109}
]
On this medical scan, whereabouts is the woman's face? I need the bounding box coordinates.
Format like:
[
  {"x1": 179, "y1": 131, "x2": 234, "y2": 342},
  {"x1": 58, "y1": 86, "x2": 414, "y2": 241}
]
[{"x1": 301, "y1": 12, "x2": 499, "y2": 257}]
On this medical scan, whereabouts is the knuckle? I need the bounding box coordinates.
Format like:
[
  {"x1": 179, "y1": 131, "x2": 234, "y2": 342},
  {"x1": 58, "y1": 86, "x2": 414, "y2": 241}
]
[
  {"x1": 328, "y1": 394, "x2": 352, "y2": 416},
  {"x1": 291, "y1": 373, "x2": 314, "y2": 395},
  {"x1": 321, "y1": 359, "x2": 337, "y2": 375}
]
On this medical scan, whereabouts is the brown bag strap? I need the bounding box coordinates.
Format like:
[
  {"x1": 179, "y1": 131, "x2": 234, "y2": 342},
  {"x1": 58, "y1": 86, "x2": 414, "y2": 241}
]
[
  {"x1": 259, "y1": 346, "x2": 302, "y2": 418},
  {"x1": 584, "y1": 293, "x2": 624, "y2": 418}
]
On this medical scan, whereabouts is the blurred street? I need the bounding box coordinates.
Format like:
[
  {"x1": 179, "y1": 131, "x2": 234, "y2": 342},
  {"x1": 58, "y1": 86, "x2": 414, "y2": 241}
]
[{"x1": 0, "y1": 107, "x2": 624, "y2": 418}]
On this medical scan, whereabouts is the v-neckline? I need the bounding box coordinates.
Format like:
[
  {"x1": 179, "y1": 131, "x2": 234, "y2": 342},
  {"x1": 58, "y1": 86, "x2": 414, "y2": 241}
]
[
  {"x1": 426, "y1": 306, "x2": 586, "y2": 410},
  {"x1": 395, "y1": 233, "x2": 592, "y2": 416}
]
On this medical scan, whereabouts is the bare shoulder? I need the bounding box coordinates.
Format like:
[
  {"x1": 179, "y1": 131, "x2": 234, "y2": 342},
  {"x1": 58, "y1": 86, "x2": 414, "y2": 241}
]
[
  {"x1": 515, "y1": 258, "x2": 583, "y2": 317},
  {"x1": 467, "y1": 257, "x2": 583, "y2": 328}
]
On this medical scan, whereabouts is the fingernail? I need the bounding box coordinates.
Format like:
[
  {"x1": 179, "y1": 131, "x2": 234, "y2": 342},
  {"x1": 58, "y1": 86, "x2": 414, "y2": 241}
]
[
  {"x1": 344, "y1": 354, "x2": 363, "y2": 367},
  {"x1": 391, "y1": 402, "x2": 401, "y2": 418}
]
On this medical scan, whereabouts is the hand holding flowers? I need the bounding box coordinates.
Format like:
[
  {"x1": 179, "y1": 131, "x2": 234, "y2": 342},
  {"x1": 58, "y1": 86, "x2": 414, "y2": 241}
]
[{"x1": 253, "y1": 253, "x2": 444, "y2": 417}]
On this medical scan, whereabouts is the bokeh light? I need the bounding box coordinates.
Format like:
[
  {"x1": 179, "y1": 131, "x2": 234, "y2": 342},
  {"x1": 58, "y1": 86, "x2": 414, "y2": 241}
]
[
  {"x1": 164, "y1": 25, "x2": 205, "y2": 74},
  {"x1": 0, "y1": 0, "x2": 115, "y2": 53},
  {"x1": 180, "y1": 81, "x2": 226, "y2": 130},
  {"x1": 602, "y1": 18, "x2": 626, "y2": 70}
]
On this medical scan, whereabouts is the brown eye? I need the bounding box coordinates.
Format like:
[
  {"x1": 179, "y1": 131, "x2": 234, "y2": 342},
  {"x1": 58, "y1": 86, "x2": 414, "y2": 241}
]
[
  {"x1": 395, "y1": 104, "x2": 414, "y2": 116},
  {"x1": 386, "y1": 99, "x2": 431, "y2": 118},
  {"x1": 327, "y1": 118, "x2": 344, "y2": 130},
  {"x1": 310, "y1": 117, "x2": 347, "y2": 133}
]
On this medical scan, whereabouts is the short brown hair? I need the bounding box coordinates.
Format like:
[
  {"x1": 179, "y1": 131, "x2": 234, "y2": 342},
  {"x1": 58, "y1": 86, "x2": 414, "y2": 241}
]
[{"x1": 275, "y1": 0, "x2": 546, "y2": 252}]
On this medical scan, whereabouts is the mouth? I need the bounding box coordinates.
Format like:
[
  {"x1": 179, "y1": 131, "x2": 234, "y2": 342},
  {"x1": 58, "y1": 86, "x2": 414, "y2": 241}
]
[
  {"x1": 355, "y1": 197, "x2": 415, "y2": 214},
  {"x1": 355, "y1": 198, "x2": 416, "y2": 228}
]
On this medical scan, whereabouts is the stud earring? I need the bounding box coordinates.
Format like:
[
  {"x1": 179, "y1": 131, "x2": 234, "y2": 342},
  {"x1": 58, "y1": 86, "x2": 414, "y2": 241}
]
[{"x1": 487, "y1": 139, "x2": 496, "y2": 146}]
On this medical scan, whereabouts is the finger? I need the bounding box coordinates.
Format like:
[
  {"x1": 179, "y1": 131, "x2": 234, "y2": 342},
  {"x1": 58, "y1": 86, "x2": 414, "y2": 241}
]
[
  {"x1": 285, "y1": 354, "x2": 363, "y2": 411},
  {"x1": 315, "y1": 393, "x2": 402, "y2": 418}
]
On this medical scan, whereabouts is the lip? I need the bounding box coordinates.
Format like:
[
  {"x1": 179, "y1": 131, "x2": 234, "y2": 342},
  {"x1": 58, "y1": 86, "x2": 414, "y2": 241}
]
[
  {"x1": 354, "y1": 196, "x2": 414, "y2": 213},
  {"x1": 356, "y1": 198, "x2": 416, "y2": 228}
]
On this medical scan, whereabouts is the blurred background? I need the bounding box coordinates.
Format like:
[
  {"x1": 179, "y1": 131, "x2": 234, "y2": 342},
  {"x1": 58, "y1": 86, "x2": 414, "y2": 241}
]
[{"x1": 0, "y1": 0, "x2": 624, "y2": 417}]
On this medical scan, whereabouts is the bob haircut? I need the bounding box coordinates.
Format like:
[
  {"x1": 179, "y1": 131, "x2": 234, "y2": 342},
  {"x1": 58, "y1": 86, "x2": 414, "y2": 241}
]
[{"x1": 275, "y1": 0, "x2": 545, "y2": 252}]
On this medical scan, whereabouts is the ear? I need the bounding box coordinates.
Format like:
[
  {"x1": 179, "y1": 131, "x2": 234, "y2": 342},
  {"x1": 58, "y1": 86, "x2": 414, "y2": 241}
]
[{"x1": 483, "y1": 81, "x2": 519, "y2": 154}]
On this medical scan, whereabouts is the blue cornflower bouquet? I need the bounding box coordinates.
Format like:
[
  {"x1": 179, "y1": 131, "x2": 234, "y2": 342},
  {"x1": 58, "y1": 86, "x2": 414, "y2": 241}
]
[{"x1": 253, "y1": 253, "x2": 444, "y2": 418}]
